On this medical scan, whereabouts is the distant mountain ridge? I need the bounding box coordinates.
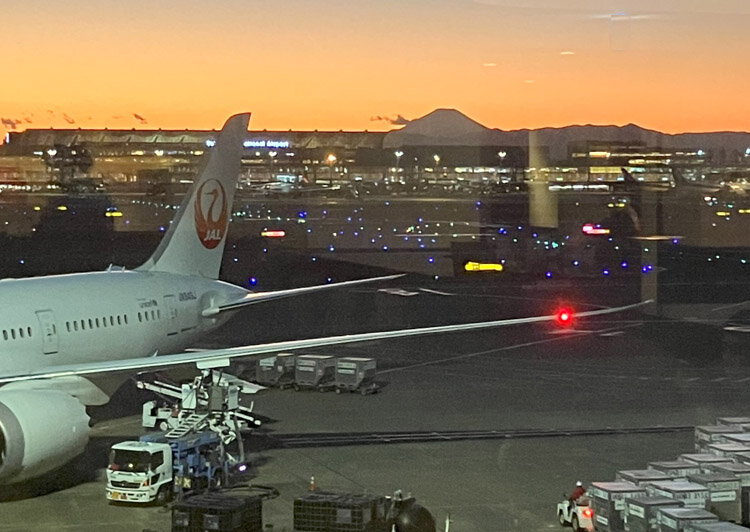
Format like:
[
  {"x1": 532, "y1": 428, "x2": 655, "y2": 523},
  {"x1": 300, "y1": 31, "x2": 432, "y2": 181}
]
[{"x1": 383, "y1": 109, "x2": 750, "y2": 161}]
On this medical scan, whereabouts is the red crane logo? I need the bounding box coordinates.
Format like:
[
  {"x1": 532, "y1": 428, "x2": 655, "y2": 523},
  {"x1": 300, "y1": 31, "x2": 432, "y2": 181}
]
[{"x1": 194, "y1": 179, "x2": 228, "y2": 249}]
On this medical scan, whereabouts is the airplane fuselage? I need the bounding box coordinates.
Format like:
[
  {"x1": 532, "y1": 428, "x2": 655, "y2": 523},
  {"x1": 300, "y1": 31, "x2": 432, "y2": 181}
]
[{"x1": 0, "y1": 270, "x2": 248, "y2": 376}]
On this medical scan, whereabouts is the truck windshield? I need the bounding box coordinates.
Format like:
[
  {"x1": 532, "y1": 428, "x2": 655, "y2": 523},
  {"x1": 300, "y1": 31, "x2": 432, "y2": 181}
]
[{"x1": 109, "y1": 449, "x2": 152, "y2": 473}]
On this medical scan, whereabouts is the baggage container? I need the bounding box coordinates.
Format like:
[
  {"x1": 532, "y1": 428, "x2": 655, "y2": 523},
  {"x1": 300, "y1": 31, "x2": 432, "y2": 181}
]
[
  {"x1": 695, "y1": 426, "x2": 743, "y2": 452},
  {"x1": 684, "y1": 522, "x2": 749, "y2": 532},
  {"x1": 172, "y1": 493, "x2": 263, "y2": 532},
  {"x1": 589, "y1": 481, "x2": 646, "y2": 531},
  {"x1": 622, "y1": 496, "x2": 683, "y2": 532},
  {"x1": 716, "y1": 417, "x2": 750, "y2": 428},
  {"x1": 679, "y1": 454, "x2": 733, "y2": 472},
  {"x1": 707, "y1": 443, "x2": 750, "y2": 459},
  {"x1": 705, "y1": 462, "x2": 750, "y2": 525},
  {"x1": 294, "y1": 355, "x2": 337, "y2": 391},
  {"x1": 719, "y1": 433, "x2": 750, "y2": 446},
  {"x1": 293, "y1": 491, "x2": 386, "y2": 532},
  {"x1": 617, "y1": 469, "x2": 673, "y2": 487},
  {"x1": 646, "y1": 481, "x2": 709, "y2": 509},
  {"x1": 334, "y1": 357, "x2": 378, "y2": 395},
  {"x1": 656, "y1": 507, "x2": 717, "y2": 532},
  {"x1": 648, "y1": 461, "x2": 702, "y2": 481},
  {"x1": 687, "y1": 473, "x2": 742, "y2": 524},
  {"x1": 253, "y1": 353, "x2": 296, "y2": 388}
]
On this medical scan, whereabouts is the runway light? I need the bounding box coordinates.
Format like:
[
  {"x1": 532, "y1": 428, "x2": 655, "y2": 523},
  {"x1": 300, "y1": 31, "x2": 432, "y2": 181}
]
[
  {"x1": 249, "y1": 277, "x2": 257, "y2": 286},
  {"x1": 555, "y1": 308, "x2": 573, "y2": 327},
  {"x1": 261, "y1": 229, "x2": 286, "y2": 238},
  {"x1": 582, "y1": 223, "x2": 610, "y2": 235}
]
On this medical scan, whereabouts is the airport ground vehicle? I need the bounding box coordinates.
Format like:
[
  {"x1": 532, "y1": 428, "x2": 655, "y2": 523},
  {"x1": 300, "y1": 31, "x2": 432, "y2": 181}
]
[
  {"x1": 557, "y1": 497, "x2": 594, "y2": 531},
  {"x1": 106, "y1": 430, "x2": 237, "y2": 505}
]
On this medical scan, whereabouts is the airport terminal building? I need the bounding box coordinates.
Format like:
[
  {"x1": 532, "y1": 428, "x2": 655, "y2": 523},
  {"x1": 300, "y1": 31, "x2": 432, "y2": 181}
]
[{"x1": 0, "y1": 109, "x2": 744, "y2": 190}]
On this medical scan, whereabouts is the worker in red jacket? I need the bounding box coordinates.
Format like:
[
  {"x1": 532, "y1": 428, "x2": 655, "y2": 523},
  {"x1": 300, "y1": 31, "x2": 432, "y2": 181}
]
[{"x1": 568, "y1": 481, "x2": 586, "y2": 503}]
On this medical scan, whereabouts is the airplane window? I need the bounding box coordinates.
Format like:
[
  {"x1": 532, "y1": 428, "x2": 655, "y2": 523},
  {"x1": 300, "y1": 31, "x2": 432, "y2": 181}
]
[
  {"x1": 95, "y1": 318, "x2": 100, "y2": 328},
  {"x1": 110, "y1": 316, "x2": 114, "y2": 326},
  {"x1": 73, "y1": 321, "x2": 78, "y2": 332},
  {"x1": 138, "y1": 312, "x2": 142, "y2": 322},
  {"x1": 102, "y1": 316, "x2": 107, "y2": 328},
  {"x1": 10, "y1": 329, "x2": 15, "y2": 340},
  {"x1": 28, "y1": 327, "x2": 32, "y2": 337},
  {"x1": 66, "y1": 322, "x2": 71, "y2": 333},
  {"x1": 124, "y1": 315, "x2": 128, "y2": 325},
  {"x1": 81, "y1": 320, "x2": 86, "y2": 331},
  {"x1": 88, "y1": 318, "x2": 93, "y2": 329},
  {"x1": 18, "y1": 328, "x2": 23, "y2": 339},
  {"x1": 151, "y1": 310, "x2": 156, "y2": 320},
  {"x1": 157, "y1": 309, "x2": 161, "y2": 319},
  {"x1": 2, "y1": 331, "x2": 7, "y2": 341},
  {"x1": 117, "y1": 316, "x2": 121, "y2": 326}
]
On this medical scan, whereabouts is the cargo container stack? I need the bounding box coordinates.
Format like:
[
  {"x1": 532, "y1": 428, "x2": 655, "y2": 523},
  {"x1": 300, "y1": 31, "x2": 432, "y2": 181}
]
[
  {"x1": 705, "y1": 462, "x2": 750, "y2": 525},
  {"x1": 706, "y1": 443, "x2": 750, "y2": 459},
  {"x1": 294, "y1": 355, "x2": 337, "y2": 391},
  {"x1": 695, "y1": 426, "x2": 743, "y2": 453},
  {"x1": 685, "y1": 522, "x2": 750, "y2": 531},
  {"x1": 647, "y1": 461, "x2": 702, "y2": 482},
  {"x1": 621, "y1": 496, "x2": 683, "y2": 532},
  {"x1": 589, "y1": 482, "x2": 646, "y2": 531},
  {"x1": 616, "y1": 469, "x2": 673, "y2": 487},
  {"x1": 686, "y1": 473, "x2": 742, "y2": 524},
  {"x1": 252, "y1": 353, "x2": 296, "y2": 388},
  {"x1": 645, "y1": 481, "x2": 710, "y2": 509},
  {"x1": 334, "y1": 357, "x2": 378, "y2": 395},
  {"x1": 679, "y1": 454, "x2": 734, "y2": 473},
  {"x1": 293, "y1": 491, "x2": 386, "y2": 532},
  {"x1": 656, "y1": 507, "x2": 718, "y2": 532},
  {"x1": 172, "y1": 493, "x2": 263, "y2": 532}
]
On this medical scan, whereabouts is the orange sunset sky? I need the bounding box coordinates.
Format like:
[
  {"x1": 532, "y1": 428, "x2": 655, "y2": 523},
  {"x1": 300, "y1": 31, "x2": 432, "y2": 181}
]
[{"x1": 3, "y1": 0, "x2": 750, "y2": 137}]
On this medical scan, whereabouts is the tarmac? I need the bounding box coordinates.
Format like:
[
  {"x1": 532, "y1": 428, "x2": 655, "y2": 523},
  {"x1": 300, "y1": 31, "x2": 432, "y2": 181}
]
[{"x1": 1, "y1": 280, "x2": 749, "y2": 531}]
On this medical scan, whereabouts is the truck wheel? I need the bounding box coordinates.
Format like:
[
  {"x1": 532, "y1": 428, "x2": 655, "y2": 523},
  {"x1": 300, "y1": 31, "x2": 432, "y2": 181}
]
[
  {"x1": 558, "y1": 511, "x2": 567, "y2": 526},
  {"x1": 155, "y1": 485, "x2": 170, "y2": 506},
  {"x1": 335, "y1": 388, "x2": 342, "y2": 394},
  {"x1": 571, "y1": 515, "x2": 579, "y2": 531},
  {"x1": 294, "y1": 384, "x2": 300, "y2": 391}
]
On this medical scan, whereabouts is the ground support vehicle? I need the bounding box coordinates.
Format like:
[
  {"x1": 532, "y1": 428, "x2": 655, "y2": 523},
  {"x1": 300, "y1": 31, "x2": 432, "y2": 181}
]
[
  {"x1": 557, "y1": 497, "x2": 594, "y2": 531},
  {"x1": 106, "y1": 430, "x2": 235, "y2": 504},
  {"x1": 334, "y1": 357, "x2": 379, "y2": 395},
  {"x1": 107, "y1": 368, "x2": 257, "y2": 504}
]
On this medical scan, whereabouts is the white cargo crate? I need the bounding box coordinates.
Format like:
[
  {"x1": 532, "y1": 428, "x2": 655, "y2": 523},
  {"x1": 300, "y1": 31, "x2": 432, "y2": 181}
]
[
  {"x1": 647, "y1": 460, "x2": 701, "y2": 481},
  {"x1": 646, "y1": 481, "x2": 709, "y2": 509},
  {"x1": 656, "y1": 507, "x2": 717, "y2": 532}
]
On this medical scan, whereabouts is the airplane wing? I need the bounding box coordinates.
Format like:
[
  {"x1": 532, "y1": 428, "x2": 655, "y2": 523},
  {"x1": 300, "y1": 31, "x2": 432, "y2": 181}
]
[
  {"x1": 0, "y1": 300, "x2": 651, "y2": 385},
  {"x1": 203, "y1": 274, "x2": 405, "y2": 316}
]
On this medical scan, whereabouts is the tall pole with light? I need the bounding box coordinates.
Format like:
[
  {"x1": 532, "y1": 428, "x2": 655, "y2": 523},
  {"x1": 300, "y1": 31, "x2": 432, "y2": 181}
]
[
  {"x1": 326, "y1": 153, "x2": 337, "y2": 184},
  {"x1": 394, "y1": 150, "x2": 403, "y2": 182}
]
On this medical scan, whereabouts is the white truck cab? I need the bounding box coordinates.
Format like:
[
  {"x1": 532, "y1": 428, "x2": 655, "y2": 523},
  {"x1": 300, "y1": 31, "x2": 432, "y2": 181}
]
[{"x1": 106, "y1": 440, "x2": 173, "y2": 504}]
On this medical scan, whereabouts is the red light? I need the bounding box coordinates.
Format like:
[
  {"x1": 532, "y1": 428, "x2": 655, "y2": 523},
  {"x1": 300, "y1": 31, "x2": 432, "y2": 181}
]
[
  {"x1": 556, "y1": 308, "x2": 574, "y2": 326},
  {"x1": 582, "y1": 508, "x2": 593, "y2": 518}
]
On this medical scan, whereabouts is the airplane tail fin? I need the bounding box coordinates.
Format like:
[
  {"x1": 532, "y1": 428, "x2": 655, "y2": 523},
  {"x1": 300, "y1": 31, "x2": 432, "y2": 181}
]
[{"x1": 136, "y1": 113, "x2": 250, "y2": 278}]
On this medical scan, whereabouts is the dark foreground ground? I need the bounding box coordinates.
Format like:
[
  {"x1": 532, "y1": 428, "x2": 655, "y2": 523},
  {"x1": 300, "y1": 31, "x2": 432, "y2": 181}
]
[{"x1": 1, "y1": 279, "x2": 747, "y2": 531}]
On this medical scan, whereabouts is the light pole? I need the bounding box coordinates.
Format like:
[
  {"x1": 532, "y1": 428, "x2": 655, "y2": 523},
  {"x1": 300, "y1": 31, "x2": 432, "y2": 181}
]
[
  {"x1": 497, "y1": 150, "x2": 506, "y2": 184},
  {"x1": 326, "y1": 153, "x2": 337, "y2": 184},
  {"x1": 269, "y1": 151, "x2": 277, "y2": 182},
  {"x1": 433, "y1": 154, "x2": 440, "y2": 183},
  {"x1": 394, "y1": 150, "x2": 403, "y2": 181}
]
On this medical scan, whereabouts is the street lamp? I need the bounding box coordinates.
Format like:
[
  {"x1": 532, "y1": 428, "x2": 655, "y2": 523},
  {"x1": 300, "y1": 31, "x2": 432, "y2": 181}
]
[
  {"x1": 269, "y1": 151, "x2": 277, "y2": 181},
  {"x1": 394, "y1": 150, "x2": 403, "y2": 180},
  {"x1": 326, "y1": 153, "x2": 337, "y2": 183}
]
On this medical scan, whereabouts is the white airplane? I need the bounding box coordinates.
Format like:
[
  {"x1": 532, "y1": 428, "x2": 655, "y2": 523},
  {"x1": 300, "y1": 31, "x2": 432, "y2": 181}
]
[{"x1": 0, "y1": 113, "x2": 648, "y2": 486}]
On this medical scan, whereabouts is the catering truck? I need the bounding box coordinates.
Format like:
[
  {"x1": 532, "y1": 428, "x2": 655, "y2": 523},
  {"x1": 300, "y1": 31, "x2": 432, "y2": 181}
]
[{"x1": 106, "y1": 430, "x2": 235, "y2": 505}]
